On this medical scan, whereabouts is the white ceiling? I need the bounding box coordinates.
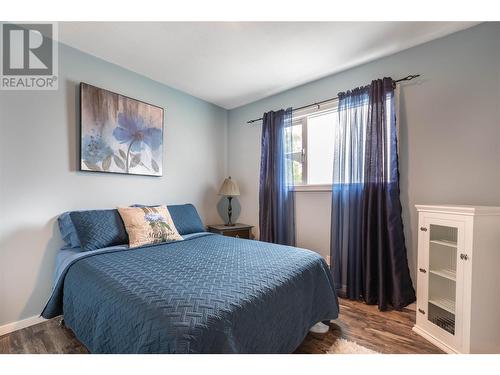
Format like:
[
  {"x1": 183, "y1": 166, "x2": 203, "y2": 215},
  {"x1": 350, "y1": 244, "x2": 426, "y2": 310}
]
[{"x1": 59, "y1": 22, "x2": 479, "y2": 109}]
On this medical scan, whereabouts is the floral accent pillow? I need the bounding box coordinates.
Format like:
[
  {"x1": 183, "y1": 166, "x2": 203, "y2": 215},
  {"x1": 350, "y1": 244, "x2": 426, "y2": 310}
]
[{"x1": 117, "y1": 206, "x2": 183, "y2": 248}]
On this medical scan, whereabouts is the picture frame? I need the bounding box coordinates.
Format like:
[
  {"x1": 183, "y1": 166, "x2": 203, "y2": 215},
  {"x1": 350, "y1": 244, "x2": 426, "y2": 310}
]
[{"x1": 79, "y1": 82, "x2": 164, "y2": 177}]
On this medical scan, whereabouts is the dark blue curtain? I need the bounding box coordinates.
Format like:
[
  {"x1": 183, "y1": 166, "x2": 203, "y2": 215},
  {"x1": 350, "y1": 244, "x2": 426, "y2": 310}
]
[
  {"x1": 331, "y1": 78, "x2": 415, "y2": 310},
  {"x1": 259, "y1": 108, "x2": 295, "y2": 246}
]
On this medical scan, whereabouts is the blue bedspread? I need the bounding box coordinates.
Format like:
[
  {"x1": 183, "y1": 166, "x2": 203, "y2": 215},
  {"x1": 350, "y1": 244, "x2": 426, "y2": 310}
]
[{"x1": 42, "y1": 233, "x2": 338, "y2": 353}]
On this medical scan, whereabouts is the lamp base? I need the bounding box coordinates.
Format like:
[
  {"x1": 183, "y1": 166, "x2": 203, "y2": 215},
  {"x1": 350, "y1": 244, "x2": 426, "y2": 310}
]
[{"x1": 226, "y1": 196, "x2": 235, "y2": 227}]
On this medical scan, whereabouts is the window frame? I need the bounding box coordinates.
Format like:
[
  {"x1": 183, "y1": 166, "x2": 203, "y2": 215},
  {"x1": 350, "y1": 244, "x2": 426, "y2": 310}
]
[
  {"x1": 288, "y1": 116, "x2": 307, "y2": 185},
  {"x1": 290, "y1": 100, "x2": 339, "y2": 192},
  {"x1": 288, "y1": 90, "x2": 398, "y2": 191}
]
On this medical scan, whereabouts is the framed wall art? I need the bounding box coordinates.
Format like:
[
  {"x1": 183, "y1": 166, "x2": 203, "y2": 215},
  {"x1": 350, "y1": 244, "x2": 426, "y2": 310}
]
[{"x1": 80, "y1": 82, "x2": 164, "y2": 176}]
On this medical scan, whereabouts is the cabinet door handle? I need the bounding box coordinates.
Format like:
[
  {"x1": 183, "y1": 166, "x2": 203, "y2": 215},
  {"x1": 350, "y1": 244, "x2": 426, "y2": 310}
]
[
  {"x1": 420, "y1": 227, "x2": 427, "y2": 232},
  {"x1": 418, "y1": 308, "x2": 425, "y2": 315},
  {"x1": 419, "y1": 268, "x2": 427, "y2": 273},
  {"x1": 460, "y1": 253, "x2": 469, "y2": 261}
]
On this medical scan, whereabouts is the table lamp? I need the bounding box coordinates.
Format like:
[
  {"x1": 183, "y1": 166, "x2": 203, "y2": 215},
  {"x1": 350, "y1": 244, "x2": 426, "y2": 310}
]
[{"x1": 218, "y1": 176, "x2": 240, "y2": 226}]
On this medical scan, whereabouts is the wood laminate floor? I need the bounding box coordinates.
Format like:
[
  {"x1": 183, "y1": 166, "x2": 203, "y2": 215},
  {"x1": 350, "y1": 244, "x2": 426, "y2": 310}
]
[
  {"x1": 296, "y1": 299, "x2": 442, "y2": 354},
  {"x1": 0, "y1": 298, "x2": 442, "y2": 354}
]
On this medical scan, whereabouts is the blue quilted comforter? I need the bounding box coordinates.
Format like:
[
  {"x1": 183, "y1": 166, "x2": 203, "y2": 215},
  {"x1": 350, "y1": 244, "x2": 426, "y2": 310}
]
[{"x1": 42, "y1": 233, "x2": 338, "y2": 353}]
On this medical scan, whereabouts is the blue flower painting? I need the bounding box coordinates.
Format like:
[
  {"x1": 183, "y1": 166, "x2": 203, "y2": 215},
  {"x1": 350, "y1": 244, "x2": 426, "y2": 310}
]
[{"x1": 80, "y1": 83, "x2": 163, "y2": 176}]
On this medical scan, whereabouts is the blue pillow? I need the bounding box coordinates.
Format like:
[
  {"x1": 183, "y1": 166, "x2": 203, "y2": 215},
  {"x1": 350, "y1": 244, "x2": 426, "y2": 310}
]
[
  {"x1": 69, "y1": 209, "x2": 128, "y2": 252},
  {"x1": 168, "y1": 204, "x2": 205, "y2": 235},
  {"x1": 132, "y1": 203, "x2": 205, "y2": 235},
  {"x1": 58, "y1": 212, "x2": 81, "y2": 248}
]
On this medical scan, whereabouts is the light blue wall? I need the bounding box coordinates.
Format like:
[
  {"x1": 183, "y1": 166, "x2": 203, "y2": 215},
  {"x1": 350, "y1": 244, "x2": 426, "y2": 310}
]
[
  {"x1": 227, "y1": 22, "x2": 500, "y2": 287},
  {"x1": 0, "y1": 43, "x2": 228, "y2": 326}
]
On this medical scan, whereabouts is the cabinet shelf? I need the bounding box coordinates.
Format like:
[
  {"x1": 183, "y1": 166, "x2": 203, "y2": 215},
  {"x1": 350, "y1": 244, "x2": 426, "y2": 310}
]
[
  {"x1": 430, "y1": 239, "x2": 457, "y2": 248},
  {"x1": 429, "y1": 269, "x2": 457, "y2": 281},
  {"x1": 429, "y1": 297, "x2": 456, "y2": 314}
]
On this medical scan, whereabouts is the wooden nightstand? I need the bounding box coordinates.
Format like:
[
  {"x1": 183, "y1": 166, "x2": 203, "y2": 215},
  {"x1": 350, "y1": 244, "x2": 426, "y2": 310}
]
[{"x1": 207, "y1": 223, "x2": 254, "y2": 239}]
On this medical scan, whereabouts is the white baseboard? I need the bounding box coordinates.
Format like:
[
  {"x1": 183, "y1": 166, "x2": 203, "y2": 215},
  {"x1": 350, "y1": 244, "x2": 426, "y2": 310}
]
[{"x1": 0, "y1": 315, "x2": 46, "y2": 336}]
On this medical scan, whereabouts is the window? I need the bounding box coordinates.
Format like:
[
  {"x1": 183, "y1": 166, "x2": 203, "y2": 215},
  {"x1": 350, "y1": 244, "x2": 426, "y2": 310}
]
[
  {"x1": 285, "y1": 104, "x2": 339, "y2": 187},
  {"x1": 286, "y1": 93, "x2": 393, "y2": 188},
  {"x1": 284, "y1": 123, "x2": 305, "y2": 184},
  {"x1": 307, "y1": 112, "x2": 337, "y2": 184}
]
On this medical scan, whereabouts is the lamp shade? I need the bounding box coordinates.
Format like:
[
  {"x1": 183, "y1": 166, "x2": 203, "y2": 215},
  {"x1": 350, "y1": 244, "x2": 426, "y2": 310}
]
[{"x1": 218, "y1": 176, "x2": 240, "y2": 196}]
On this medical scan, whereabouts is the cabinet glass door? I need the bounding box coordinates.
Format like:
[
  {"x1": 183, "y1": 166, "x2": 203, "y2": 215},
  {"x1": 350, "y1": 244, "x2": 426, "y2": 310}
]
[{"x1": 426, "y1": 223, "x2": 458, "y2": 335}]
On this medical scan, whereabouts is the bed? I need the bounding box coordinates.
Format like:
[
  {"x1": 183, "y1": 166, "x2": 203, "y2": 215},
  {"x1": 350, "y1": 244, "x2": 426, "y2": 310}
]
[{"x1": 42, "y1": 205, "x2": 339, "y2": 354}]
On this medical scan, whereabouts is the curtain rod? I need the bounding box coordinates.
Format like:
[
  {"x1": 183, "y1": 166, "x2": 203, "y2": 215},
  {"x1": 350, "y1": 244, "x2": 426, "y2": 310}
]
[{"x1": 246, "y1": 74, "x2": 420, "y2": 124}]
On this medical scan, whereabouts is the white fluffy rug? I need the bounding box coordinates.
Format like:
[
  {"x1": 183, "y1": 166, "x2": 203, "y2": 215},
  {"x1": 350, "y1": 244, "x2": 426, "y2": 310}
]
[{"x1": 326, "y1": 338, "x2": 379, "y2": 354}]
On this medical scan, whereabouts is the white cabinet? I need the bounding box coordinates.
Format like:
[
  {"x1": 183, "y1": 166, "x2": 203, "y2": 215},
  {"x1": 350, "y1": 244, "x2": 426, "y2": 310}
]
[{"x1": 413, "y1": 205, "x2": 500, "y2": 354}]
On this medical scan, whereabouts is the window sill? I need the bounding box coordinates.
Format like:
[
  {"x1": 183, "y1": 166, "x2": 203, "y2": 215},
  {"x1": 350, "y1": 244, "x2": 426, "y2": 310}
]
[{"x1": 292, "y1": 184, "x2": 332, "y2": 192}]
